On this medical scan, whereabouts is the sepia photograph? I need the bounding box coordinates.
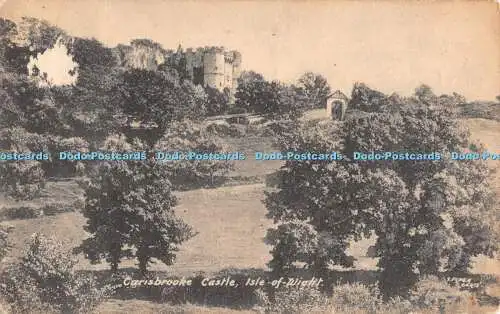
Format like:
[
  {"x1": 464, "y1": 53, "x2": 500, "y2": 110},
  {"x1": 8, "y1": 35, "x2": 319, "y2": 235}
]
[{"x1": 0, "y1": 0, "x2": 499, "y2": 313}]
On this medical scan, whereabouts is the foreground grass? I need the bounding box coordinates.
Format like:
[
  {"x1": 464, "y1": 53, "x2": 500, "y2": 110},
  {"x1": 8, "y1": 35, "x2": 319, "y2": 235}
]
[{"x1": 95, "y1": 300, "x2": 255, "y2": 314}]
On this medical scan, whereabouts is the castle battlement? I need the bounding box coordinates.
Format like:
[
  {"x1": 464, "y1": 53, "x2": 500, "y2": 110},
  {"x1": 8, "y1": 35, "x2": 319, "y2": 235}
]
[
  {"x1": 117, "y1": 42, "x2": 241, "y2": 102},
  {"x1": 224, "y1": 51, "x2": 235, "y2": 63},
  {"x1": 181, "y1": 46, "x2": 242, "y2": 99}
]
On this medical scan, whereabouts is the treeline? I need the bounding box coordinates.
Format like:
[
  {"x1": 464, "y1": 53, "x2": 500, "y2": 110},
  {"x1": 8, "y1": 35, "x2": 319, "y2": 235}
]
[{"x1": 0, "y1": 16, "x2": 338, "y2": 199}]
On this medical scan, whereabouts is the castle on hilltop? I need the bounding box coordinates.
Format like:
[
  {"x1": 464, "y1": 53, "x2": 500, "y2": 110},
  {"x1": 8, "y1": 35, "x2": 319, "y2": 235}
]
[
  {"x1": 116, "y1": 42, "x2": 242, "y2": 100},
  {"x1": 184, "y1": 47, "x2": 242, "y2": 95}
]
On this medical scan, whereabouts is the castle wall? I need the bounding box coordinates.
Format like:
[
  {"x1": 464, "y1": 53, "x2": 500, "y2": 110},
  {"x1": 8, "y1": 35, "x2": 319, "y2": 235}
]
[
  {"x1": 231, "y1": 51, "x2": 242, "y2": 97},
  {"x1": 119, "y1": 44, "x2": 165, "y2": 70},
  {"x1": 185, "y1": 49, "x2": 204, "y2": 82},
  {"x1": 224, "y1": 58, "x2": 233, "y2": 90},
  {"x1": 124, "y1": 41, "x2": 165, "y2": 70}
]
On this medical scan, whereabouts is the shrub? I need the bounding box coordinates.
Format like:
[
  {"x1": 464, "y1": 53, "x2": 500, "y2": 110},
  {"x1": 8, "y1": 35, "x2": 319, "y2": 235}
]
[
  {"x1": 255, "y1": 286, "x2": 329, "y2": 314},
  {"x1": 0, "y1": 222, "x2": 12, "y2": 262},
  {"x1": 0, "y1": 233, "x2": 113, "y2": 313},
  {"x1": 258, "y1": 124, "x2": 276, "y2": 138},
  {"x1": 39, "y1": 202, "x2": 76, "y2": 216},
  {"x1": 188, "y1": 269, "x2": 263, "y2": 307},
  {"x1": 0, "y1": 127, "x2": 49, "y2": 200},
  {"x1": 205, "y1": 122, "x2": 246, "y2": 138},
  {"x1": 228, "y1": 124, "x2": 246, "y2": 137},
  {"x1": 227, "y1": 105, "x2": 248, "y2": 115},
  {"x1": 44, "y1": 136, "x2": 89, "y2": 178},
  {"x1": 159, "y1": 283, "x2": 191, "y2": 305},
  {"x1": 155, "y1": 120, "x2": 234, "y2": 190},
  {"x1": 227, "y1": 116, "x2": 249, "y2": 125},
  {"x1": 205, "y1": 86, "x2": 230, "y2": 116},
  {"x1": 329, "y1": 282, "x2": 383, "y2": 312},
  {"x1": 0, "y1": 160, "x2": 46, "y2": 201},
  {"x1": 255, "y1": 280, "x2": 476, "y2": 314},
  {"x1": 71, "y1": 196, "x2": 85, "y2": 212},
  {"x1": 205, "y1": 122, "x2": 232, "y2": 136},
  {"x1": 99, "y1": 133, "x2": 134, "y2": 151},
  {"x1": 409, "y1": 276, "x2": 471, "y2": 312},
  {"x1": 1, "y1": 201, "x2": 82, "y2": 220},
  {"x1": 2, "y1": 206, "x2": 43, "y2": 220}
]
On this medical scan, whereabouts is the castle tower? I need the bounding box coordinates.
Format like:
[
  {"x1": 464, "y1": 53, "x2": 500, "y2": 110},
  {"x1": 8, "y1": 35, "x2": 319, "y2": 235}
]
[
  {"x1": 177, "y1": 46, "x2": 242, "y2": 99},
  {"x1": 203, "y1": 47, "x2": 226, "y2": 90}
]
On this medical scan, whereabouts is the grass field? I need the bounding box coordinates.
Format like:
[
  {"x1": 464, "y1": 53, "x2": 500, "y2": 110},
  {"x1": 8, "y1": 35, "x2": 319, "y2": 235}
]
[{"x1": 1, "y1": 118, "x2": 499, "y2": 313}]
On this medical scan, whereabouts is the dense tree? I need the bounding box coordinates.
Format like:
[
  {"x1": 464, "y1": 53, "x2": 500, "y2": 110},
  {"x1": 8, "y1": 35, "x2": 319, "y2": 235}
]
[
  {"x1": 154, "y1": 119, "x2": 234, "y2": 190},
  {"x1": 414, "y1": 84, "x2": 436, "y2": 103},
  {"x1": 265, "y1": 84, "x2": 498, "y2": 297},
  {"x1": 1, "y1": 17, "x2": 67, "y2": 75},
  {"x1": 0, "y1": 61, "x2": 92, "y2": 180},
  {"x1": 296, "y1": 72, "x2": 331, "y2": 109},
  {"x1": 205, "y1": 86, "x2": 230, "y2": 116},
  {"x1": 238, "y1": 70, "x2": 265, "y2": 84},
  {"x1": 0, "y1": 30, "x2": 54, "y2": 197},
  {"x1": 67, "y1": 69, "x2": 125, "y2": 149},
  {"x1": 0, "y1": 18, "x2": 18, "y2": 70},
  {"x1": 0, "y1": 222, "x2": 12, "y2": 263},
  {"x1": 119, "y1": 68, "x2": 207, "y2": 147},
  {"x1": 0, "y1": 127, "x2": 49, "y2": 200},
  {"x1": 235, "y1": 72, "x2": 307, "y2": 119},
  {"x1": 0, "y1": 69, "x2": 46, "y2": 131},
  {"x1": 75, "y1": 159, "x2": 196, "y2": 274},
  {"x1": 70, "y1": 37, "x2": 117, "y2": 68},
  {"x1": 234, "y1": 71, "x2": 268, "y2": 114},
  {"x1": 11, "y1": 17, "x2": 67, "y2": 54},
  {"x1": 0, "y1": 18, "x2": 16, "y2": 39},
  {"x1": 66, "y1": 37, "x2": 125, "y2": 145},
  {"x1": 348, "y1": 82, "x2": 387, "y2": 113}
]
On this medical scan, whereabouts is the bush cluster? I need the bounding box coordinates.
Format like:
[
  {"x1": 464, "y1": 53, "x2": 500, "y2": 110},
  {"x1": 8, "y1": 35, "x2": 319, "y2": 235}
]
[
  {"x1": 0, "y1": 233, "x2": 113, "y2": 314},
  {"x1": 1, "y1": 206, "x2": 43, "y2": 220},
  {"x1": 205, "y1": 122, "x2": 247, "y2": 138},
  {"x1": 254, "y1": 279, "x2": 479, "y2": 314}
]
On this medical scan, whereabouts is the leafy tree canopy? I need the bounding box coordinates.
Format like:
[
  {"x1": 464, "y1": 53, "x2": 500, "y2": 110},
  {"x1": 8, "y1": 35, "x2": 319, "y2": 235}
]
[
  {"x1": 235, "y1": 71, "x2": 308, "y2": 119},
  {"x1": 119, "y1": 68, "x2": 207, "y2": 146},
  {"x1": 265, "y1": 83, "x2": 499, "y2": 297},
  {"x1": 76, "y1": 160, "x2": 196, "y2": 274},
  {"x1": 296, "y1": 72, "x2": 331, "y2": 109}
]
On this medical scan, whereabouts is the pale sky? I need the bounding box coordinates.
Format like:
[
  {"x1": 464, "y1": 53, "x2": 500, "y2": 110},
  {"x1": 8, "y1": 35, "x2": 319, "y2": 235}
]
[{"x1": 1, "y1": 0, "x2": 499, "y2": 101}]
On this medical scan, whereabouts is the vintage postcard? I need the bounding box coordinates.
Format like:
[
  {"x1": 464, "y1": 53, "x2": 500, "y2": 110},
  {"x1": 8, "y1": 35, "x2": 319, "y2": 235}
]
[{"x1": 0, "y1": 1, "x2": 498, "y2": 313}]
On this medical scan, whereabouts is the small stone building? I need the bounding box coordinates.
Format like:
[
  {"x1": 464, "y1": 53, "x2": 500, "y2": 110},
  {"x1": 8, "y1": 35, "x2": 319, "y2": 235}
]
[{"x1": 326, "y1": 90, "x2": 349, "y2": 120}]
